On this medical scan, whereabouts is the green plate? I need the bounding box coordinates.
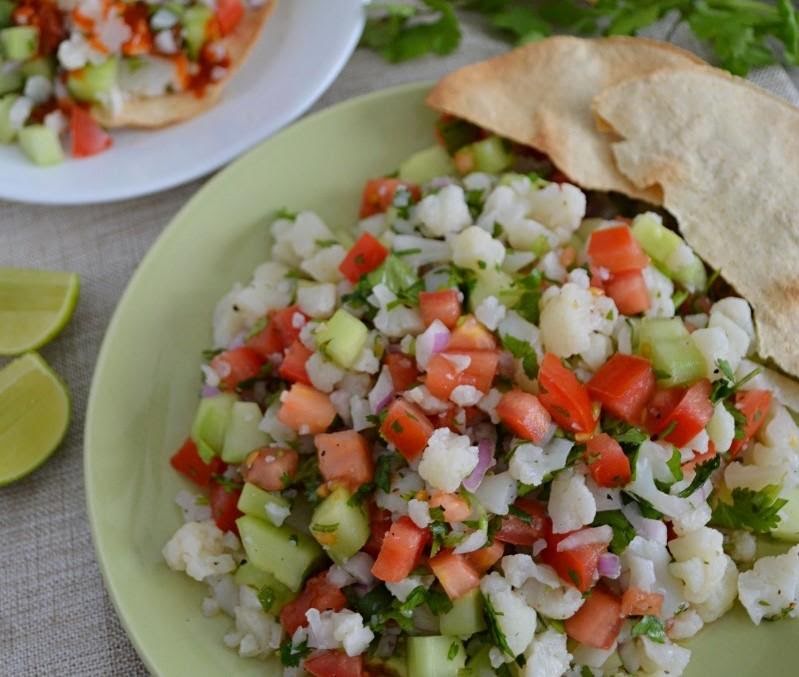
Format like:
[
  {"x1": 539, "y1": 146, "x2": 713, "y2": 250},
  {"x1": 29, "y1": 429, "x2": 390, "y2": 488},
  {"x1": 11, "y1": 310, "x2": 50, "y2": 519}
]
[{"x1": 85, "y1": 82, "x2": 796, "y2": 676}]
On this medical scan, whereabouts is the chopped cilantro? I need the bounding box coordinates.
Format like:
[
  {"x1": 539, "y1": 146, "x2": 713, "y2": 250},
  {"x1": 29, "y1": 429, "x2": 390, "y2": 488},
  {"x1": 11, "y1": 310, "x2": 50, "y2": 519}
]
[
  {"x1": 508, "y1": 504, "x2": 533, "y2": 524},
  {"x1": 348, "y1": 483, "x2": 375, "y2": 506},
  {"x1": 710, "y1": 359, "x2": 762, "y2": 403},
  {"x1": 201, "y1": 347, "x2": 223, "y2": 361},
  {"x1": 591, "y1": 510, "x2": 635, "y2": 555},
  {"x1": 630, "y1": 615, "x2": 666, "y2": 643},
  {"x1": 448, "y1": 640, "x2": 460, "y2": 660},
  {"x1": 279, "y1": 639, "x2": 309, "y2": 667},
  {"x1": 482, "y1": 592, "x2": 514, "y2": 658},
  {"x1": 677, "y1": 455, "x2": 720, "y2": 498},
  {"x1": 711, "y1": 485, "x2": 788, "y2": 534},
  {"x1": 501, "y1": 334, "x2": 538, "y2": 379},
  {"x1": 374, "y1": 454, "x2": 394, "y2": 493},
  {"x1": 257, "y1": 586, "x2": 275, "y2": 612},
  {"x1": 275, "y1": 207, "x2": 297, "y2": 220}
]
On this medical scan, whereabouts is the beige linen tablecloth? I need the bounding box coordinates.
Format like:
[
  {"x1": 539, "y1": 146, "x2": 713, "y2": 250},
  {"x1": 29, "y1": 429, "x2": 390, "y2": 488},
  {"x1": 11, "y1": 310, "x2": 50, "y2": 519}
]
[{"x1": 2, "y1": 14, "x2": 798, "y2": 675}]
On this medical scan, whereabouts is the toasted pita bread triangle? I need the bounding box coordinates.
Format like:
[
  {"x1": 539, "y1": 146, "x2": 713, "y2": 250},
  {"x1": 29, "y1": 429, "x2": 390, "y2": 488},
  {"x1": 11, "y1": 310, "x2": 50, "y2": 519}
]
[
  {"x1": 594, "y1": 66, "x2": 799, "y2": 378},
  {"x1": 93, "y1": 0, "x2": 275, "y2": 129},
  {"x1": 426, "y1": 36, "x2": 702, "y2": 203}
]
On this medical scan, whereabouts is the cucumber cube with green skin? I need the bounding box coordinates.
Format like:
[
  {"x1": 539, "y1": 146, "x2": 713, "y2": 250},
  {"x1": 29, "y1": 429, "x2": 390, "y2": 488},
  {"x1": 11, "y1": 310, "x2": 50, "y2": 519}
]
[
  {"x1": 309, "y1": 487, "x2": 369, "y2": 563},
  {"x1": 190, "y1": 393, "x2": 237, "y2": 462},
  {"x1": 460, "y1": 646, "x2": 493, "y2": 676},
  {"x1": 470, "y1": 136, "x2": 512, "y2": 174},
  {"x1": 222, "y1": 401, "x2": 269, "y2": 463},
  {"x1": 769, "y1": 486, "x2": 799, "y2": 542},
  {"x1": 315, "y1": 309, "x2": 368, "y2": 369},
  {"x1": 406, "y1": 636, "x2": 465, "y2": 677},
  {"x1": 0, "y1": 68, "x2": 23, "y2": 96},
  {"x1": 470, "y1": 267, "x2": 512, "y2": 311},
  {"x1": 181, "y1": 5, "x2": 213, "y2": 60},
  {"x1": 236, "y1": 514, "x2": 323, "y2": 592},
  {"x1": 0, "y1": 93, "x2": 18, "y2": 143},
  {"x1": 0, "y1": 26, "x2": 38, "y2": 61},
  {"x1": 399, "y1": 144, "x2": 456, "y2": 184},
  {"x1": 0, "y1": 0, "x2": 14, "y2": 28},
  {"x1": 20, "y1": 57, "x2": 55, "y2": 80},
  {"x1": 638, "y1": 317, "x2": 688, "y2": 348},
  {"x1": 66, "y1": 57, "x2": 118, "y2": 103},
  {"x1": 438, "y1": 589, "x2": 486, "y2": 636},
  {"x1": 237, "y1": 482, "x2": 291, "y2": 523},
  {"x1": 18, "y1": 125, "x2": 63, "y2": 166},
  {"x1": 233, "y1": 562, "x2": 296, "y2": 614},
  {"x1": 646, "y1": 336, "x2": 706, "y2": 387}
]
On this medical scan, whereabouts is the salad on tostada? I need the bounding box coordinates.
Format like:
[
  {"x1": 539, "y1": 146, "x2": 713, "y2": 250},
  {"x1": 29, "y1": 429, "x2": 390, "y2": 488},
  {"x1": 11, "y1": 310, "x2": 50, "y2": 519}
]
[{"x1": 161, "y1": 117, "x2": 799, "y2": 677}]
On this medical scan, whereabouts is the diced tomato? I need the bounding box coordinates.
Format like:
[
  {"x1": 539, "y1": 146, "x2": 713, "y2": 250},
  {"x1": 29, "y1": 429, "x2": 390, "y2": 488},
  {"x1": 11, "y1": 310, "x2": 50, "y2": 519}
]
[
  {"x1": 587, "y1": 225, "x2": 649, "y2": 273},
  {"x1": 495, "y1": 498, "x2": 551, "y2": 546},
  {"x1": 245, "y1": 319, "x2": 282, "y2": 358},
  {"x1": 538, "y1": 353, "x2": 596, "y2": 434},
  {"x1": 429, "y1": 493, "x2": 471, "y2": 523},
  {"x1": 170, "y1": 438, "x2": 225, "y2": 488},
  {"x1": 429, "y1": 550, "x2": 481, "y2": 600},
  {"x1": 425, "y1": 350, "x2": 499, "y2": 400},
  {"x1": 384, "y1": 352, "x2": 419, "y2": 391},
  {"x1": 380, "y1": 399, "x2": 435, "y2": 461},
  {"x1": 271, "y1": 305, "x2": 307, "y2": 347},
  {"x1": 540, "y1": 532, "x2": 606, "y2": 592},
  {"x1": 466, "y1": 541, "x2": 505, "y2": 574},
  {"x1": 587, "y1": 353, "x2": 656, "y2": 423},
  {"x1": 280, "y1": 572, "x2": 347, "y2": 635},
  {"x1": 496, "y1": 389, "x2": 552, "y2": 442},
  {"x1": 585, "y1": 433, "x2": 631, "y2": 487},
  {"x1": 359, "y1": 178, "x2": 421, "y2": 218},
  {"x1": 209, "y1": 479, "x2": 242, "y2": 533},
  {"x1": 277, "y1": 383, "x2": 337, "y2": 434},
  {"x1": 211, "y1": 347, "x2": 265, "y2": 390},
  {"x1": 371, "y1": 516, "x2": 430, "y2": 583},
  {"x1": 304, "y1": 651, "x2": 365, "y2": 677},
  {"x1": 564, "y1": 585, "x2": 623, "y2": 649},
  {"x1": 339, "y1": 232, "x2": 389, "y2": 283},
  {"x1": 278, "y1": 340, "x2": 312, "y2": 385},
  {"x1": 419, "y1": 289, "x2": 462, "y2": 329},
  {"x1": 644, "y1": 380, "x2": 713, "y2": 447},
  {"x1": 621, "y1": 587, "x2": 664, "y2": 617},
  {"x1": 315, "y1": 430, "x2": 374, "y2": 490},
  {"x1": 243, "y1": 447, "x2": 299, "y2": 491},
  {"x1": 729, "y1": 389, "x2": 773, "y2": 457},
  {"x1": 215, "y1": 0, "x2": 244, "y2": 35},
  {"x1": 448, "y1": 315, "x2": 497, "y2": 350},
  {"x1": 682, "y1": 441, "x2": 717, "y2": 473},
  {"x1": 70, "y1": 106, "x2": 112, "y2": 158},
  {"x1": 363, "y1": 504, "x2": 392, "y2": 558},
  {"x1": 605, "y1": 270, "x2": 650, "y2": 315}
]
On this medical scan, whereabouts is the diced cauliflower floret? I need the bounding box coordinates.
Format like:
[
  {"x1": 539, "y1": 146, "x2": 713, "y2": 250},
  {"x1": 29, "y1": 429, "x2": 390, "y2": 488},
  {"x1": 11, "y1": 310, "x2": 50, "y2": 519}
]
[
  {"x1": 667, "y1": 608, "x2": 704, "y2": 640},
  {"x1": 407, "y1": 499, "x2": 431, "y2": 528},
  {"x1": 509, "y1": 439, "x2": 572, "y2": 487},
  {"x1": 580, "y1": 332, "x2": 613, "y2": 371},
  {"x1": 537, "y1": 251, "x2": 567, "y2": 283},
  {"x1": 350, "y1": 396, "x2": 371, "y2": 431},
  {"x1": 728, "y1": 530, "x2": 757, "y2": 564},
  {"x1": 305, "y1": 352, "x2": 344, "y2": 393},
  {"x1": 527, "y1": 182, "x2": 586, "y2": 240},
  {"x1": 463, "y1": 172, "x2": 494, "y2": 192},
  {"x1": 691, "y1": 327, "x2": 733, "y2": 381},
  {"x1": 376, "y1": 467, "x2": 423, "y2": 516},
  {"x1": 622, "y1": 536, "x2": 687, "y2": 617},
  {"x1": 451, "y1": 226, "x2": 505, "y2": 271},
  {"x1": 391, "y1": 234, "x2": 451, "y2": 268},
  {"x1": 737, "y1": 545, "x2": 799, "y2": 624},
  {"x1": 272, "y1": 211, "x2": 335, "y2": 262},
  {"x1": 475, "y1": 471, "x2": 518, "y2": 515},
  {"x1": 481, "y1": 573, "x2": 537, "y2": 660},
  {"x1": 477, "y1": 388, "x2": 503, "y2": 423},
  {"x1": 297, "y1": 283, "x2": 337, "y2": 319},
  {"x1": 475, "y1": 295, "x2": 507, "y2": 331},
  {"x1": 548, "y1": 468, "x2": 596, "y2": 534},
  {"x1": 628, "y1": 450, "x2": 692, "y2": 519},
  {"x1": 386, "y1": 575, "x2": 432, "y2": 602},
  {"x1": 693, "y1": 554, "x2": 738, "y2": 622},
  {"x1": 226, "y1": 585, "x2": 283, "y2": 658},
  {"x1": 521, "y1": 629, "x2": 572, "y2": 677},
  {"x1": 301, "y1": 245, "x2": 347, "y2": 282},
  {"x1": 404, "y1": 385, "x2": 450, "y2": 414},
  {"x1": 503, "y1": 249, "x2": 537, "y2": 273},
  {"x1": 707, "y1": 298, "x2": 753, "y2": 367},
  {"x1": 510, "y1": 558, "x2": 585, "y2": 619},
  {"x1": 305, "y1": 608, "x2": 374, "y2": 656},
  {"x1": 667, "y1": 527, "x2": 728, "y2": 604},
  {"x1": 707, "y1": 401, "x2": 735, "y2": 453},
  {"x1": 642, "y1": 265, "x2": 675, "y2": 318},
  {"x1": 162, "y1": 521, "x2": 237, "y2": 581},
  {"x1": 711, "y1": 297, "x2": 755, "y2": 344},
  {"x1": 416, "y1": 184, "x2": 472, "y2": 236},
  {"x1": 724, "y1": 461, "x2": 785, "y2": 492},
  {"x1": 450, "y1": 384, "x2": 483, "y2": 406},
  {"x1": 637, "y1": 636, "x2": 691, "y2": 677},
  {"x1": 498, "y1": 310, "x2": 543, "y2": 359},
  {"x1": 374, "y1": 304, "x2": 425, "y2": 338},
  {"x1": 259, "y1": 401, "x2": 297, "y2": 444},
  {"x1": 351, "y1": 341, "x2": 382, "y2": 374},
  {"x1": 418, "y1": 428, "x2": 479, "y2": 493},
  {"x1": 175, "y1": 490, "x2": 212, "y2": 523}
]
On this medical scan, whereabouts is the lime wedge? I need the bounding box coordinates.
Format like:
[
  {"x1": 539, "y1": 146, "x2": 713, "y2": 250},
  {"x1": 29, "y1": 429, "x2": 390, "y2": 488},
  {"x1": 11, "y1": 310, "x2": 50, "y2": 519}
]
[
  {"x1": 0, "y1": 267, "x2": 80, "y2": 355},
  {"x1": 0, "y1": 353, "x2": 70, "y2": 485}
]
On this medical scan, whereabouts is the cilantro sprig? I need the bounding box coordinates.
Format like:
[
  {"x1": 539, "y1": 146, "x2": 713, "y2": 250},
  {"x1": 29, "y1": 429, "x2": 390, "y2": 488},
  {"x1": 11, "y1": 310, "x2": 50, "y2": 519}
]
[{"x1": 711, "y1": 484, "x2": 788, "y2": 534}]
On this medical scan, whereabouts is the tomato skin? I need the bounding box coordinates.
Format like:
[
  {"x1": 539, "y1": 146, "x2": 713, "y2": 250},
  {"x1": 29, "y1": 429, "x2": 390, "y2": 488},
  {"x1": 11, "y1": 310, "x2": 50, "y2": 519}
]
[
  {"x1": 280, "y1": 572, "x2": 347, "y2": 635},
  {"x1": 587, "y1": 225, "x2": 649, "y2": 273},
  {"x1": 215, "y1": 0, "x2": 244, "y2": 35},
  {"x1": 448, "y1": 315, "x2": 497, "y2": 350},
  {"x1": 245, "y1": 319, "x2": 283, "y2": 358},
  {"x1": 278, "y1": 340, "x2": 312, "y2": 385},
  {"x1": 465, "y1": 541, "x2": 505, "y2": 574},
  {"x1": 380, "y1": 399, "x2": 435, "y2": 461},
  {"x1": 304, "y1": 651, "x2": 365, "y2": 677},
  {"x1": 363, "y1": 504, "x2": 392, "y2": 559},
  {"x1": 271, "y1": 305, "x2": 307, "y2": 347},
  {"x1": 495, "y1": 498, "x2": 551, "y2": 546},
  {"x1": 605, "y1": 270, "x2": 650, "y2": 315},
  {"x1": 425, "y1": 350, "x2": 499, "y2": 400},
  {"x1": 540, "y1": 532, "x2": 605, "y2": 592},
  {"x1": 211, "y1": 347, "x2": 265, "y2": 390},
  {"x1": 384, "y1": 352, "x2": 419, "y2": 392},
  {"x1": 729, "y1": 389, "x2": 772, "y2": 457},
  {"x1": 621, "y1": 587, "x2": 664, "y2": 617},
  {"x1": 170, "y1": 438, "x2": 225, "y2": 488},
  {"x1": 70, "y1": 106, "x2": 112, "y2": 158},
  {"x1": 315, "y1": 430, "x2": 374, "y2": 490},
  {"x1": 277, "y1": 383, "x2": 337, "y2": 434},
  {"x1": 339, "y1": 232, "x2": 389, "y2": 283},
  {"x1": 682, "y1": 441, "x2": 716, "y2": 473},
  {"x1": 243, "y1": 447, "x2": 299, "y2": 491},
  {"x1": 209, "y1": 480, "x2": 242, "y2": 533},
  {"x1": 587, "y1": 353, "x2": 656, "y2": 424},
  {"x1": 429, "y1": 550, "x2": 481, "y2": 600},
  {"x1": 419, "y1": 289, "x2": 462, "y2": 329},
  {"x1": 585, "y1": 433, "x2": 631, "y2": 487},
  {"x1": 429, "y1": 493, "x2": 471, "y2": 523},
  {"x1": 359, "y1": 178, "x2": 421, "y2": 218},
  {"x1": 496, "y1": 389, "x2": 552, "y2": 442},
  {"x1": 645, "y1": 380, "x2": 713, "y2": 447},
  {"x1": 564, "y1": 585, "x2": 623, "y2": 649},
  {"x1": 538, "y1": 353, "x2": 596, "y2": 434},
  {"x1": 371, "y1": 516, "x2": 430, "y2": 583}
]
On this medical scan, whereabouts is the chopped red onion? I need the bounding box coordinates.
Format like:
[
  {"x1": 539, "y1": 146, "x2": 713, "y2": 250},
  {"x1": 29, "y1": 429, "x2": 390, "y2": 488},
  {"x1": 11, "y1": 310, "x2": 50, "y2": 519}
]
[
  {"x1": 532, "y1": 538, "x2": 548, "y2": 557},
  {"x1": 453, "y1": 528, "x2": 488, "y2": 554},
  {"x1": 556, "y1": 525, "x2": 613, "y2": 552},
  {"x1": 597, "y1": 552, "x2": 621, "y2": 579},
  {"x1": 462, "y1": 439, "x2": 495, "y2": 492},
  {"x1": 415, "y1": 320, "x2": 450, "y2": 370},
  {"x1": 622, "y1": 502, "x2": 668, "y2": 544},
  {"x1": 368, "y1": 366, "x2": 395, "y2": 414},
  {"x1": 201, "y1": 385, "x2": 220, "y2": 398}
]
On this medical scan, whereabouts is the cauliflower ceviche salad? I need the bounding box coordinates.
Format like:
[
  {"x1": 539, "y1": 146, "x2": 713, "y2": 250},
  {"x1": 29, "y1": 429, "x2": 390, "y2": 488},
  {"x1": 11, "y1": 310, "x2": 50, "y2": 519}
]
[{"x1": 162, "y1": 121, "x2": 799, "y2": 677}]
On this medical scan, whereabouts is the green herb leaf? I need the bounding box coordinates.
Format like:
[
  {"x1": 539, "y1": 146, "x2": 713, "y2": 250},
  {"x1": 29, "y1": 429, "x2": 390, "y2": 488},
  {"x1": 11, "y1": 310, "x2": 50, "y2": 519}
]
[
  {"x1": 501, "y1": 334, "x2": 539, "y2": 379},
  {"x1": 592, "y1": 510, "x2": 635, "y2": 555},
  {"x1": 257, "y1": 585, "x2": 276, "y2": 612},
  {"x1": 483, "y1": 592, "x2": 514, "y2": 658},
  {"x1": 711, "y1": 484, "x2": 788, "y2": 534},
  {"x1": 279, "y1": 639, "x2": 309, "y2": 667},
  {"x1": 630, "y1": 615, "x2": 667, "y2": 643},
  {"x1": 677, "y1": 455, "x2": 720, "y2": 497}
]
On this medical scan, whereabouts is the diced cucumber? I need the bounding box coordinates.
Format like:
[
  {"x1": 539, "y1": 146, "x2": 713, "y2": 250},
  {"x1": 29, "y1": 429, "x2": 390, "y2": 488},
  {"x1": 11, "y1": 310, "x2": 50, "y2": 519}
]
[
  {"x1": 315, "y1": 309, "x2": 368, "y2": 369},
  {"x1": 233, "y1": 562, "x2": 296, "y2": 614},
  {"x1": 470, "y1": 267, "x2": 512, "y2": 311},
  {"x1": 236, "y1": 514, "x2": 324, "y2": 592},
  {"x1": 438, "y1": 589, "x2": 486, "y2": 637},
  {"x1": 406, "y1": 636, "x2": 465, "y2": 677},
  {"x1": 67, "y1": 58, "x2": 118, "y2": 103},
  {"x1": 221, "y1": 401, "x2": 269, "y2": 463},
  {"x1": 190, "y1": 393, "x2": 237, "y2": 463},
  {"x1": 0, "y1": 26, "x2": 38, "y2": 61},
  {"x1": 0, "y1": 0, "x2": 13, "y2": 28},
  {"x1": 0, "y1": 68, "x2": 22, "y2": 96},
  {"x1": 20, "y1": 57, "x2": 55, "y2": 80},
  {"x1": 18, "y1": 125, "x2": 63, "y2": 166},
  {"x1": 181, "y1": 5, "x2": 213, "y2": 60},
  {"x1": 460, "y1": 646, "x2": 493, "y2": 676},
  {"x1": 310, "y1": 487, "x2": 369, "y2": 563},
  {"x1": 0, "y1": 93, "x2": 18, "y2": 143},
  {"x1": 647, "y1": 336, "x2": 706, "y2": 387},
  {"x1": 399, "y1": 144, "x2": 456, "y2": 184},
  {"x1": 638, "y1": 317, "x2": 688, "y2": 347},
  {"x1": 471, "y1": 136, "x2": 512, "y2": 174},
  {"x1": 237, "y1": 482, "x2": 291, "y2": 523},
  {"x1": 672, "y1": 256, "x2": 707, "y2": 294},
  {"x1": 772, "y1": 486, "x2": 799, "y2": 542}
]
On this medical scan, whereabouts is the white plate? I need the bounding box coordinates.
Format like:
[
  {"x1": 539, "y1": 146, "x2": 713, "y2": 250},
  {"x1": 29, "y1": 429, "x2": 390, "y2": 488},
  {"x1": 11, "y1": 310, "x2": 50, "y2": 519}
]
[{"x1": 0, "y1": 0, "x2": 364, "y2": 205}]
